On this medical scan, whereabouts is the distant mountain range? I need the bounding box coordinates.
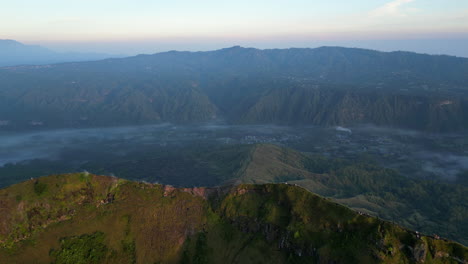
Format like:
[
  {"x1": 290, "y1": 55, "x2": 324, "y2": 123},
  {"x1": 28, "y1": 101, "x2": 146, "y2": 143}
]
[
  {"x1": 1, "y1": 46, "x2": 468, "y2": 131},
  {"x1": 0, "y1": 39, "x2": 118, "y2": 66}
]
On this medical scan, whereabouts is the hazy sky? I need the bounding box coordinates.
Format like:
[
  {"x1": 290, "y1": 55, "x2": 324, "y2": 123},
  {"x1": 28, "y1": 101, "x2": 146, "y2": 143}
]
[{"x1": 1, "y1": 0, "x2": 468, "y2": 55}]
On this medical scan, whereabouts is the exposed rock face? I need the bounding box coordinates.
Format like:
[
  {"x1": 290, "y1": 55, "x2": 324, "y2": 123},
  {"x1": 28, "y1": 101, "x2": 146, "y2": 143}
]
[
  {"x1": 413, "y1": 243, "x2": 428, "y2": 263},
  {"x1": 163, "y1": 185, "x2": 176, "y2": 196},
  {"x1": 164, "y1": 185, "x2": 220, "y2": 199}
]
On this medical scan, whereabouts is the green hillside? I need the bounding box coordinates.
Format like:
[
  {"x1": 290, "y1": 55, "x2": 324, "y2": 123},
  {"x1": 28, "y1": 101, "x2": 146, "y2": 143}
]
[
  {"x1": 237, "y1": 144, "x2": 468, "y2": 246},
  {"x1": 239, "y1": 87, "x2": 468, "y2": 131},
  {"x1": 0, "y1": 173, "x2": 466, "y2": 263},
  {"x1": 0, "y1": 143, "x2": 466, "y2": 246}
]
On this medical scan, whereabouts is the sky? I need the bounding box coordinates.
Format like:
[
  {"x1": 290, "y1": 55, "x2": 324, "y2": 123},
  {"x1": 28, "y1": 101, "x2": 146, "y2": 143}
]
[{"x1": 1, "y1": 0, "x2": 468, "y2": 56}]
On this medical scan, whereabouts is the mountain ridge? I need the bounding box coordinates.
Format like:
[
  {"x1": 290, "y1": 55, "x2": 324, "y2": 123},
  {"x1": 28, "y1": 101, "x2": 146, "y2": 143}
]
[
  {"x1": 0, "y1": 173, "x2": 466, "y2": 263},
  {"x1": 1, "y1": 143, "x2": 466, "y2": 246},
  {"x1": 234, "y1": 144, "x2": 468, "y2": 245},
  {"x1": 1, "y1": 45, "x2": 468, "y2": 131}
]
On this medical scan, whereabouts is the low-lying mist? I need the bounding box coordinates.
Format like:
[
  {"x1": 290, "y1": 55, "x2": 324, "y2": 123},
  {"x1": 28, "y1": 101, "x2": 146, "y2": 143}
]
[{"x1": 1, "y1": 123, "x2": 467, "y2": 188}]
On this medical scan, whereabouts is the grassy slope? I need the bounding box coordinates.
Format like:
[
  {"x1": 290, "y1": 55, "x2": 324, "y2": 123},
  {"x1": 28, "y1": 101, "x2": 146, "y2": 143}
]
[
  {"x1": 0, "y1": 173, "x2": 208, "y2": 263},
  {"x1": 236, "y1": 144, "x2": 468, "y2": 246},
  {"x1": 0, "y1": 173, "x2": 466, "y2": 264},
  {"x1": 237, "y1": 144, "x2": 328, "y2": 189}
]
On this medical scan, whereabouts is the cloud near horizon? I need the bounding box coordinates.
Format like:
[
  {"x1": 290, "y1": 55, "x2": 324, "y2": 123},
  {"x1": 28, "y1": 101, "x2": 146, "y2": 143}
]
[{"x1": 370, "y1": 0, "x2": 416, "y2": 17}]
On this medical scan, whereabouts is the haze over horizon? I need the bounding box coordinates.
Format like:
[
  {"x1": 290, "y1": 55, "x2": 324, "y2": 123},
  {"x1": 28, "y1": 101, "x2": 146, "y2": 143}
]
[{"x1": 1, "y1": 0, "x2": 468, "y2": 57}]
